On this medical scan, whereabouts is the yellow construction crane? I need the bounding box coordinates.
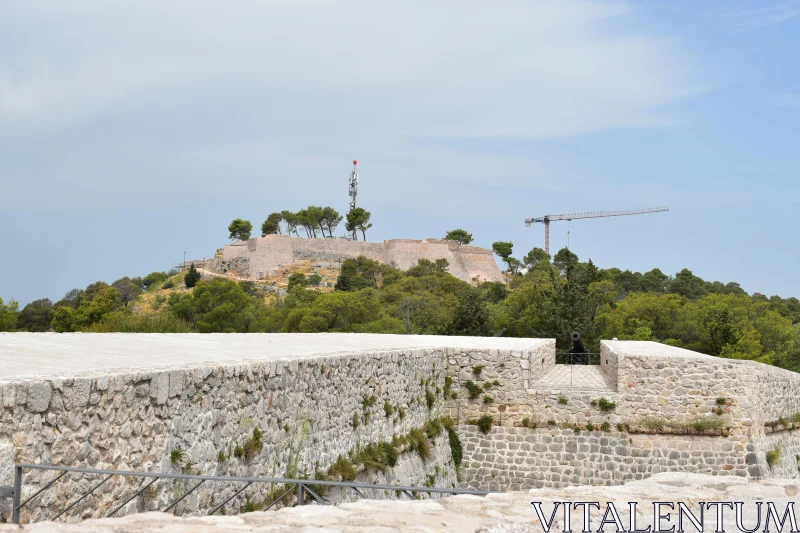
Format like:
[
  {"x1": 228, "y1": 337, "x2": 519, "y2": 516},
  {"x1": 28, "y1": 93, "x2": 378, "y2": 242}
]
[{"x1": 525, "y1": 206, "x2": 669, "y2": 255}]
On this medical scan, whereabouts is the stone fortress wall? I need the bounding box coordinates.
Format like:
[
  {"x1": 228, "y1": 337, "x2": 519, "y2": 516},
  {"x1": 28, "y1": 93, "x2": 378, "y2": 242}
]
[
  {"x1": 3, "y1": 334, "x2": 800, "y2": 523},
  {"x1": 450, "y1": 340, "x2": 800, "y2": 490},
  {"x1": 217, "y1": 235, "x2": 504, "y2": 283},
  {"x1": 0, "y1": 335, "x2": 538, "y2": 523}
]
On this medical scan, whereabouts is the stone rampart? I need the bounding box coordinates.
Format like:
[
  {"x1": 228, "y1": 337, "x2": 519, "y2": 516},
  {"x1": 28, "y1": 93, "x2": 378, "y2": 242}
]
[
  {"x1": 218, "y1": 235, "x2": 503, "y2": 283},
  {"x1": 4, "y1": 334, "x2": 800, "y2": 524},
  {"x1": 3, "y1": 334, "x2": 539, "y2": 522},
  {"x1": 451, "y1": 340, "x2": 800, "y2": 489}
]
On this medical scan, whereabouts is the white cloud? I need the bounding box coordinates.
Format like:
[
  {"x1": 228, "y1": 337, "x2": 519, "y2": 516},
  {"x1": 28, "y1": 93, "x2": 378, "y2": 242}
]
[
  {"x1": 1, "y1": 0, "x2": 704, "y2": 139},
  {"x1": 728, "y1": 2, "x2": 800, "y2": 32}
]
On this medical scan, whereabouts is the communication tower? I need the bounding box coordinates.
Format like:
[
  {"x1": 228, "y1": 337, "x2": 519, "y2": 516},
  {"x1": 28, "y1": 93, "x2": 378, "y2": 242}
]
[{"x1": 348, "y1": 160, "x2": 358, "y2": 239}]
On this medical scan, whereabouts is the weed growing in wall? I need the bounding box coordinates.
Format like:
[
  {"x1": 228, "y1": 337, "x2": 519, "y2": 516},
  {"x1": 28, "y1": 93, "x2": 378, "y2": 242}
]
[
  {"x1": 767, "y1": 447, "x2": 781, "y2": 467},
  {"x1": 425, "y1": 388, "x2": 436, "y2": 410},
  {"x1": 558, "y1": 396, "x2": 568, "y2": 405},
  {"x1": 472, "y1": 365, "x2": 484, "y2": 377},
  {"x1": 684, "y1": 416, "x2": 725, "y2": 432},
  {"x1": 384, "y1": 400, "x2": 394, "y2": 418},
  {"x1": 328, "y1": 455, "x2": 357, "y2": 481},
  {"x1": 464, "y1": 380, "x2": 483, "y2": 400},
  {"x1": 591, "y1": 397, "x2": 616, "y2": 412},
  {"x1": 170, "y1": 448, "x2": 184, "y2": 466},
  {"x1": 243, "y1": 427, "x2": 264, "y2": 461},
  {"x1": 469, "y1": 415, "x2": 494, "y2": 435},
  {"x1": 483, "y1": 395, "x2": 494, "y2": 404}
]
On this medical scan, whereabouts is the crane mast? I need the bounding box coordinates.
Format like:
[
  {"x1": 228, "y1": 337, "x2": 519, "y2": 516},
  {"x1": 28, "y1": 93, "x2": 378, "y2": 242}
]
[{"x1": 525, "y1": 206, "x2": 668, "y2": 255}]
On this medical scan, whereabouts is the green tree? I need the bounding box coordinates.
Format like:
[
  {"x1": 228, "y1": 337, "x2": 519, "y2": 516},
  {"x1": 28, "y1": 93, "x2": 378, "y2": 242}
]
[
  {"x1": 306, "y1": 205, "x2": 326, "y2": 237},
  {"x1": 142, "y1": 271, "x2": 169, "y2": 289},
  {"x1": 321, "y1": 207, "x2": 343, "y2": 237},
  {"x1": 522, "y1": 247, "x2": 550, "y2": 270},
  {"x1": 281, "y1": 211, "x2": 300, "y2": 236},
  {"x1": 441, "y1": 287, "x2": 491, "y2": 336},
  {"x1": 444, "y1": 229, "x2": 473, "y2": 245},
  {"x1": 288, "y1": 273, "x2": 309, "y2": 290},
  {"x1": 0, "y1": 297, "x2": 19, "y2": 331},
  {"x1": 228, "y1": 218, "x2": 253, "y2": 241},
  {"x1": 17, "y1": 298, "x2": 53, "y2": 332},
  {"x1": 261, "y1": 213, "x2": 283, "y2": 235},
  {"x1": 184, "y1": 263, "x2": 201, "y2": 288},
  {"x1": 345, "y1": 208, "x2": 373, "y2": 241},
  {"x1": 112, "y1": 276, "x2": 143, "y2": 307},
  {"x1": 335, "y1": 256, "x2": 395, "y2": 291},
  {"x1": 668, "y1": 268, "x2": 708, "y2": 300},
  {"x1": 492, "y1": 241, "x2": 516, "y2": 274},
  {"x1": 169, "y1": 278, "x2": 265, "y2": 332}
]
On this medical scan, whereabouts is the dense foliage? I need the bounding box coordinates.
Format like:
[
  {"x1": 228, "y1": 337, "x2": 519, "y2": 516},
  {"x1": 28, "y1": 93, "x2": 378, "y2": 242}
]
[{"x1": 3, "y1": 247, "x2": 799, "y2": 371}]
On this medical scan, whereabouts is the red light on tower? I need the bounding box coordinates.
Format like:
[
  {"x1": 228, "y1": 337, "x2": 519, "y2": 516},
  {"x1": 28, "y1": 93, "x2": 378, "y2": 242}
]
[{"x1": 353, "y1": 160, "x2": 357, "y2": 165}]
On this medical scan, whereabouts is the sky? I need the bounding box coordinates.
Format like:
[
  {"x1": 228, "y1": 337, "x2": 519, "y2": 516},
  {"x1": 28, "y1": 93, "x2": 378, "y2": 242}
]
[{"x1": 1, "y1": 0, "x2": 799, "y2": 306}]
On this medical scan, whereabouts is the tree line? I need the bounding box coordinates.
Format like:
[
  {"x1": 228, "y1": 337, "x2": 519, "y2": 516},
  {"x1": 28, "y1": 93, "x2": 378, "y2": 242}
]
[
  {"x1": 228, "y1": 206, "x2": 373, "y2": 241},
  {"x1": 2, "y1": 245, "x2": 799, "y2": 372}
]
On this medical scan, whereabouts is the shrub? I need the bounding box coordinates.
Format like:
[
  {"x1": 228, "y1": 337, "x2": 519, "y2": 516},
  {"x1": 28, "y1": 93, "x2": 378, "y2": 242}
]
[
  {"x1": 595, "y1": 398, "x2": 616, "y2": 412},
  {"x1": 601, "y1": 421, "x2": 611, "y2": 432},
  {"x1": 288, "y1": 273, "x2": 309, "y2": 290},
  {"x1": 464, "y1": 380, "x2": 483, "y2": 400},
  {"x1": 425, "y1": 388, "x2": 436, "y2": 410},
  {"x1": 767, "y1": 447, "x2": 781, "y2": 467},
  {"x1": 685, "y1": 416, "x2": 725, "y2": 432},
  {"x1": 240, "y1": 496, "x2": 262, "y2": 513},
  {"x1": 716, "y1": 397, "x2": 727, "y2": 406},
  {"x1": 407, "y1": 428, "x2": 432, "y2": 461},
  {"x1": 329, "y1": 455, "x2": 357, "y2": 481},
  {"x1": 170, "y1": 448, "x2": 184, "y2": 466},
  {"x1": 384, "y1": 400, "x2": 395, "y2": 418},
  {"x1": 472, "y1": 365, "x2": 484, "y2": 376},
  {"x1": 616, "y1": 423, "x2": 624, "y2": 432},
  {"x1": 483, "y1": 395, "x2": 494, "y2": 404},
  {"x1": 585, "y1": 423, "x2": 595, "y2": 431},
  {"x1": 356, "y1": 441, "x2": 399, "y2": 473},
  {"x1": 475, "y1": 415, "x2": 493, "y2": 435},
  {"x1": 558, "y1": 396, "x2": 568, "y2": 405},
  {"x1": 362, "y1": 395, "x2": 377, "y2": 410},
  {"x1": 308, "y1": 273, "x2": 322, "y2": 286},
  {"x1": 218, "y1": 451, "x2": 227, "y2": 462},
  {"x1": 424, "y1": 418, "x2": 443, "y2": 439},
  {"x1": 446, "y1": 427, "x2": 462, "y2": 468},
  {"x1": 352, "y1": 412, "x2": 360, "y2": 429},
  {"x1": 233, "y1": 444, "x2": 244, "y2": 458},
  {"x1": 163, "y1": 280, "x2": 176, "y2": 290},
  {"x1": 243, "y1": 427, "x2": 264, "y2": 460},
  {"x1": 573, "y1": 427, "x2": 581, "y2": 434}
]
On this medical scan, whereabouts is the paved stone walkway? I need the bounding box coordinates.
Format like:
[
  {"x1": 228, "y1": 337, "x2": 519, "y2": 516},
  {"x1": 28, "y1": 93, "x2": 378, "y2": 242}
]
[{"x1": 531, "y1": 364, "x2": 613, "y2": 390}]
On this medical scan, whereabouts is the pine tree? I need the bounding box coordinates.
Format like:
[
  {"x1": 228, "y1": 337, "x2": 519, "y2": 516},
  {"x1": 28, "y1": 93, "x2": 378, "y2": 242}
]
[{"x1": 184, "y1": 263, "x2": 201, "y2": 288}]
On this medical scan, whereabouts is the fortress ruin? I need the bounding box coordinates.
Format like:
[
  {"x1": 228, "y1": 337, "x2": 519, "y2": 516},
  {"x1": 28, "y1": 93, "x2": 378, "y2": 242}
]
[
  {"x1": 210, "y1": 235, "x2": 504, "y2": 283},
  {"x1": 1, "y1": 333, "x2": 800, "y2": 524}
]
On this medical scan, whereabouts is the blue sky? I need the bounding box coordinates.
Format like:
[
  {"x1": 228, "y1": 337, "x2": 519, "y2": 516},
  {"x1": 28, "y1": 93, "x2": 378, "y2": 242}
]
[{"x1": 1, "y1": 1, "x2": 799, "y2": 306}]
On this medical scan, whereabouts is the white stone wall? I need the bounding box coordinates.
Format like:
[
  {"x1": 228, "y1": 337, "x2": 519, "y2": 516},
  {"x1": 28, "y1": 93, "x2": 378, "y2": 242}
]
[
  {"x1": 0, "y1": 348, "x2": 457, "y2": 523},
  {"x1": 450, "y1": 340, "x2": 800, "y2": 489}
]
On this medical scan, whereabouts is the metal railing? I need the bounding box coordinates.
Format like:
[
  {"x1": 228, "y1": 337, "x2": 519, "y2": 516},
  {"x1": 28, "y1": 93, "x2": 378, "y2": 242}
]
[
  {"x1": 548, "y1": 352, "x2": 613, "y2": 390},
  {"x1": 555, "y1": 351, "x2": 601, "y2": 365},
  {"x1": 8, "y1": 463, "x2": 491, "y2": 525}
]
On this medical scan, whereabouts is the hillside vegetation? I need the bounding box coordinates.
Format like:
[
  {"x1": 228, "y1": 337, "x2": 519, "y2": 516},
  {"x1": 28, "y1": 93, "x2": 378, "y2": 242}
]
[{"x1": 2, "y1": 247, "x2": 799, "y2": 372}]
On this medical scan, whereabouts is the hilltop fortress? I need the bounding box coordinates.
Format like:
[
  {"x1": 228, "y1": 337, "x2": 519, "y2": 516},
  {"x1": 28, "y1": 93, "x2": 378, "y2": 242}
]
[{"x1": 212, "y1": 234, "x2": 504, "y2": 283}]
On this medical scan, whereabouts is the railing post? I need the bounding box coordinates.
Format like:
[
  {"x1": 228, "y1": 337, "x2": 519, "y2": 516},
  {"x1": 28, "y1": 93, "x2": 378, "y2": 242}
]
[
  {"x1": 297, "y1": 483, "x2": 305, "y2": 506},
  {"x1": 12, "y1": 465, "x2": 22, "y2": 525}
]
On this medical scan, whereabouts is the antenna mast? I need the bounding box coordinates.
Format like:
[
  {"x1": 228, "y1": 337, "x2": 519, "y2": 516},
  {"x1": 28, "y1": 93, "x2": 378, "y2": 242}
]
[{"x1": 348, "y1": 160, "x2": 358, "y2": 239}]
